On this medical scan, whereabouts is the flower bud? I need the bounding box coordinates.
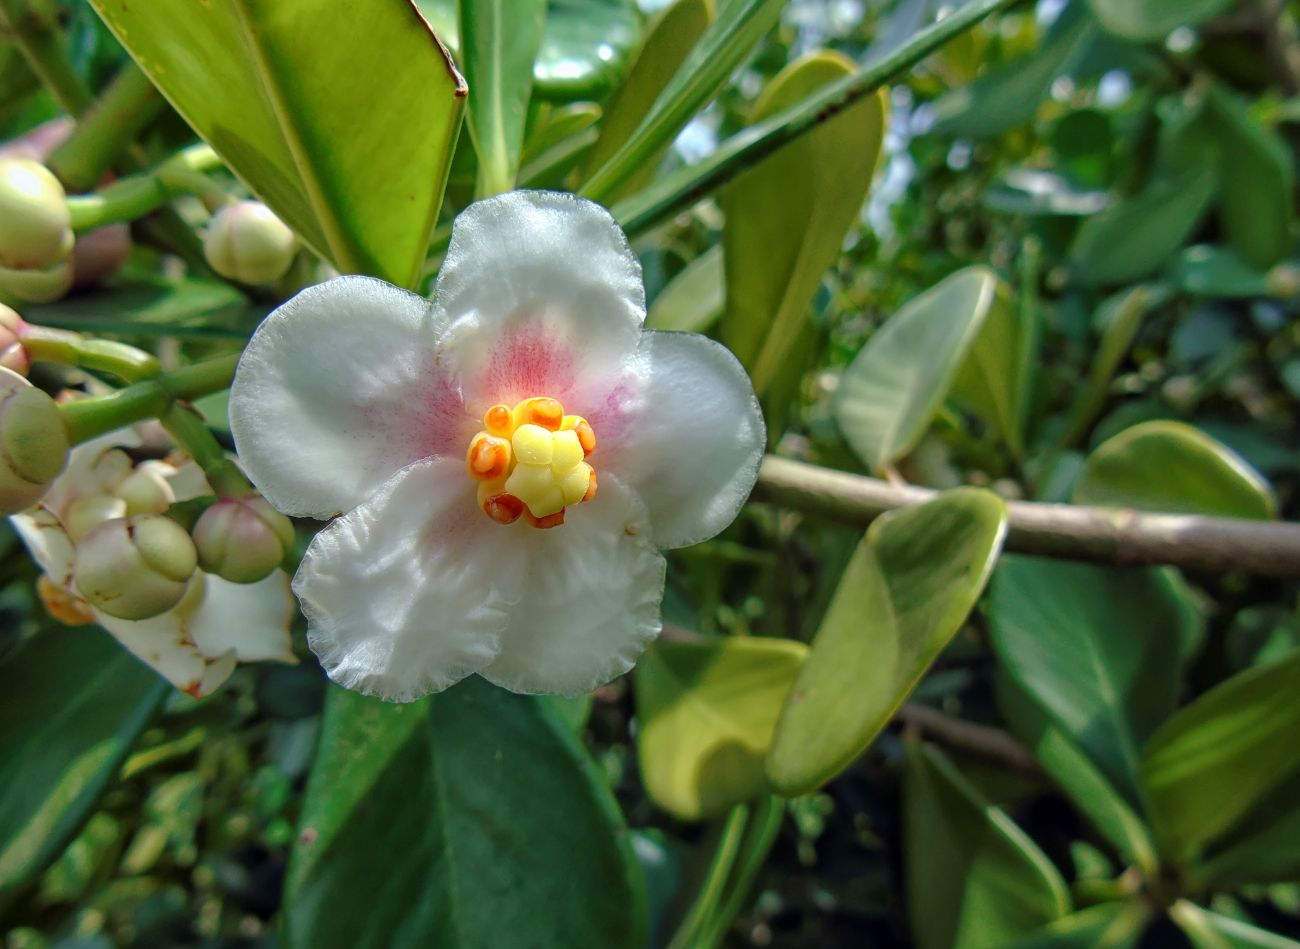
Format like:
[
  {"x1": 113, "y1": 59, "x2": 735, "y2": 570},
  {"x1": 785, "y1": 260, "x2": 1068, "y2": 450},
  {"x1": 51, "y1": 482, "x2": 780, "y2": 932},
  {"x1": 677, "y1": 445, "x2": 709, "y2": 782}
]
[
  {"x1": 0, "y1": 258, "x2": 74, "y2": 304},
  {"x1": 117, "y1": 463, "x2": 175, "y2": 516},
  {"x1": 0, "y1": 305, "x2": 28, "y2": 375},
  {"x1": 203, "y1": 201, "x2": 297, "y2": 285},
  {"x1": 64, "y1": 493, "x2": 128, "y2": 542},
  {"x1": 192, "y1": 494, "x2": 294, "y2": 583},
  {"x1": 0, "y1": 159, "x2": 74, "y2": 271},
  {"x1": 73, "y1": 514, "x2": 198, "y2": 620},
  {"x1": 1, "y1": 366, "x2": 69, "y2": 515}
]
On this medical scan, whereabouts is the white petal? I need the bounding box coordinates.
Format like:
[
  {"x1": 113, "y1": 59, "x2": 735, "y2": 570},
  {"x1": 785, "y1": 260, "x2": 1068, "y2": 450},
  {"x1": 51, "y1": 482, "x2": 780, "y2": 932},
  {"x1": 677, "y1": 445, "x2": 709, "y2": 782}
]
[
  {"x1": 229, "y1": 275, "x2": 474, "y2": 518},
  {"x1": 294, "y1": 457, "x2": 523, "y2": 702},
  {"x1": 95, "y1": 608, "x2": 236, "y2": 698},
  {"x1": 8, "y1": 507, "x2": 74, "y2": 584},
  {"x1": 433, "y1": 191, "x2": 647, "y2": 418},
  {"x1": 601, "y1": 331, "x2": 765, "y2": 549},
  {"x1": 480, "y1": 474, "x2": 666, "y2": 696},
  {"x1": 41, "y1": 434, "x2": 136, "y2": 518},
  {"x1": 188, "y1": 571, "x2": 297, "y2": 663}
]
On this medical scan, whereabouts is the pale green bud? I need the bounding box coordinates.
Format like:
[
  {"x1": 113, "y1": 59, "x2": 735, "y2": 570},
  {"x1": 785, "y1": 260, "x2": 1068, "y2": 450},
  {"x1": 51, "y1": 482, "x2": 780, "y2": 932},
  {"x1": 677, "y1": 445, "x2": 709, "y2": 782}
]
[
  {"x1": 1, "y1": 366, "x2": 69, "y2": 515},
  {"x1": 192, "y1": 494, "x2": 294, "y2": 583},
  {"x1": 0, "y1": 258, "x2": 74, "y2": 304},
  {"x1": 203, "y1": 201, "x2": 297, "y2": 285},
  {"x1": 116, "y1": 464, "x2": 175, "y2": 516},
  {"x1": 0, "y1": 305, "x2": 29, "y2": 375},
  {"x1": 73, "y1": 514, "x2": 198, "y2": 620},
  {"x1": 0, "y1": 159, "x2": 74, "y2": 271},
  {"x1": 65, "y1": 493, "x2": 128, "y2": 542}
]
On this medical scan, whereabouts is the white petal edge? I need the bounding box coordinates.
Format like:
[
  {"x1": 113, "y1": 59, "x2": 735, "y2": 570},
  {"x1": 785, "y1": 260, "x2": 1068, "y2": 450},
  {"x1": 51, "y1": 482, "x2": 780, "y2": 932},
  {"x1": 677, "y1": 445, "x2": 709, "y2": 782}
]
[
  {"x1": 188, "y1": 570, "x2": 297, "y2": 664},
  {"x1": 480, "y1": 473, "x2": 666, "y2": 696},
  {"x1": 8, "y1": 507, "x2": 74, "y2": 585},
  {"x1": 601, "y1": 330, "x2": 765, "y2": 549},
  {"x1": 95, "y1": 605, "x2": 236, "y2": 698},
  {"x1": 433, "y1": 191, "x2": 647, "y2": 418},
  {"x1": 294, "y1": 456, "x2": 525, "y2": 702},
  {"x1": 229, "y1": 275, "x2": 473, "y2": 519}
]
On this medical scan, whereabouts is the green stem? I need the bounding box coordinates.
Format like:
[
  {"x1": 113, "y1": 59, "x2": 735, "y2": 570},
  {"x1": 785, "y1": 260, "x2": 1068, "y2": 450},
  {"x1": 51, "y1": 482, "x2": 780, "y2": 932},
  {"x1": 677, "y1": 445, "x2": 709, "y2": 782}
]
[
  {"x1": 608, "y1": 0, "x2": 1023, "y2": 237},
  {"x1": 667, "y1": 805, "x2": 750, "y2": 949},
  {"x1": 159, "y1": 402, "x2": 249, "y2": 498},
  {"x1": 47, "y1": 62, "x2": 166, "y2": 192},
  {"x1": 59, "y1": 353, "x2": 239, "y2": 444},
  {"x1": 697, "y1": 795, "x2": 784, "y2": 948},
  {"x1": 19, "y1": 324, "x2": 161, "y2": 382},
  {"x1": 65, "y1": 144, "x2": 224, "y2": 232},
  {"x1": 0, "y1": 0, "x2": 94, "y2": 117}
]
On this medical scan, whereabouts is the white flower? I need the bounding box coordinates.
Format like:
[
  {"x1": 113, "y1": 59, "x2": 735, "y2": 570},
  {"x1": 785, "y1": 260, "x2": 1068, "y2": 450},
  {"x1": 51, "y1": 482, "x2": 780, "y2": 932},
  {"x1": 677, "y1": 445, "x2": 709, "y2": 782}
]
[
  {"x1": 228, "y1": 190, "x2": 765, "y2": 701},
  {"x1": 8, "y1": 429, "x2": 296, "y2": 697}
]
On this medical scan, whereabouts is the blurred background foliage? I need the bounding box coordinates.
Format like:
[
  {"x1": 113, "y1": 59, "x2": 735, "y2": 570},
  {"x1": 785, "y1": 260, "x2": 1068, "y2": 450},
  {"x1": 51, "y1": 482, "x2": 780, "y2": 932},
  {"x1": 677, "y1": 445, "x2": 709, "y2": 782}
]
[{"x1": 4, "y1": 0, "x2": 1300, "y2": 946}]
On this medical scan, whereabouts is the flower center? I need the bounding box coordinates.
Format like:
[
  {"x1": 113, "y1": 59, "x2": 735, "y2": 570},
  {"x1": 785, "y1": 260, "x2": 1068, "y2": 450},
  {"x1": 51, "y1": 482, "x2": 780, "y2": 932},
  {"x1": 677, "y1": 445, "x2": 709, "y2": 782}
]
[{"x1": 465, "y1": 397, "x2": 596, "y2": 529}]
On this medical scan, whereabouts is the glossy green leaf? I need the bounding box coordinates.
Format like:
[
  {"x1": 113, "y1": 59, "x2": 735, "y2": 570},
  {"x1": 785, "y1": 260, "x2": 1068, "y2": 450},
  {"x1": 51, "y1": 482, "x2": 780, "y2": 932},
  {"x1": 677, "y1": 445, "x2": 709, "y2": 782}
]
[
  {"x1": 1087, "y1": 0, "x2": 1236, "y2": 42},
  {"x1": 285, "y1": 679, "x2": 644, "y2": 948},
  {"x1": 87, "y1": 0, "x2": 466, "y2": 288},
  {"x1": 646, "y1": 245, "x2": 724, "y2": 332},
  {"x1": 1069, "y1": 161, "x2": 1218, "y2": 286},
  {"x1": 1199, "y1": 770, "x2": 1300, "y2": 887},
  {"x1": 0, "y1": 630, "x2": 165, "y2": 907},
  {"x1": 982, "y1": 168, "x2": 1111, "y2": 217},
  {"x1": 905, "y1": 743, "x2": 1071, "y2": 949},
  {"x1": 988, "y1": 558, "x2": 1192, "y2": 800},
  {"x1": 1006, "y1": 903, "x2": 1147, "y2": 949},
  {"x1": 998, "y1": 674, "x2": 1158, "y2": 872},
  {"x1": 766, "y1": 488, "x2": 1007, "y2": 795},
  {"x1": 1169, "y1": 245, "x2": 1273, "y2": 299},
  {"x1": 929, "y1": 11, "x2": 1095, "y2": 139},
  {"x1": 1207, "y1": 85, "x2": 1295, "y2": 269},
  {"x1": 582, "y1": 0, "x2": 713, "y2": 199},
  {"x1": 581, "y1": 0, "x2": 784, "y2": 202},
  {"x1": 1074, "y1": 420, "x2": 1277, "y2": 519},
  {"x1": 722, "y1": 52, "x2": 887, "y2": 397},
  {"x1": 23, "y1": 276, "x2": 259, "y2": 339},
  {"x1": 633, "y1": 636, "x2": 806, "y2": 821},
  {"x1": 520, "y1": 102, "x2": 602, "y2": 166},
  {"x1": 835, "y1": 266, "x2": 999, "y2": 472},
  {"x1": 951, "y1": 282, "x2": 1024, "y2": 456},
  {"x1": 1141, "y1": 651, "x2": 1300, "y2": 862},
  {"x1": 1172, "y1": 901, "x2": 1300, "y2": 949},
  {"x1": 459, "y1": 0, "x2": 546, "y2": 197}
]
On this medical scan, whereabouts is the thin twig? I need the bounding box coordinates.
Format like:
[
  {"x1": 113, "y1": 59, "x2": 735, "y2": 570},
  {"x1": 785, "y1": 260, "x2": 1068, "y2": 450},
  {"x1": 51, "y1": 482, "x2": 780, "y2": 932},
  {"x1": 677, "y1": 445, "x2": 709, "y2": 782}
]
[
  {"x1": 754, "y1": 455, "x2": 1300, "y2": 578},
  {"x1": 896, "y1": 703, "x2": 1040, "y2": 775}
]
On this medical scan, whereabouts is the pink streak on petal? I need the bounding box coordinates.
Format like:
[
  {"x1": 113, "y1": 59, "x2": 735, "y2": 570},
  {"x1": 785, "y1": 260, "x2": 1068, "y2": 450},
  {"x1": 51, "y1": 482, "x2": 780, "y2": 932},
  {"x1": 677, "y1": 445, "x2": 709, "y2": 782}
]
[
  {"x1": 477, "y1": 321, "x2": 577, "y2": 407},
  {"x1": 358, "y1": 372, "x2": 474, "y2": 467}
]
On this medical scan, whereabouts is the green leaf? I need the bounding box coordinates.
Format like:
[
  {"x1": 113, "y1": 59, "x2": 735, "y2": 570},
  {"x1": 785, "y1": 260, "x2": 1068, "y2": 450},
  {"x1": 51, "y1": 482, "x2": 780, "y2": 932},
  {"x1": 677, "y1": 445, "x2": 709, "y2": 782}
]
[
  {"x1": 1140, "y1": 651, "x2": 1300, "y2": 862},
  {"x1": 1171, "y1": 901, "x2": 1300, "y2": 949},
  {"x1": 459, "y1": 0, "x2": 546, "y2": 197},
  {"x1": 22, "y1": 276, "x2": 259, "y2": 339},
  {"x1": 581, "y1": 0, "x2": 714, "y2": 199},
  {"x1": 1074, "y1": 420, "x2": 1277, "y2": 519},
  {"x1": 0, "y1": 630, "x2": 165, "y2": 907},
  {"x1": 834, "y1": 266, "x2": 999, "y2": 472},
  {"x1": 997, "y1": 674, "x2": 1158, "y2": 872},
  {"x1": 905, "y1": 743, "x2": 1071, "y2": 949},
  {"x1": 1206, "y1": 85, "x2": 1295, "y2": 269},
  {"x1": 581, "y1": 0, "x2": 784, "y2": 202},
  {"x1": 988, "y1": 558, "x2": 1190, "y2": 801},
  {"x1": 766, "y1": 488, "x2": 1007, "y2": 795},
  {"x1": 1005, "y1": 903, "x2": 1148, "y2": 949},
  {"x1": 1069, "y1": 161, "x2": 1218, "y2": 286},
  {"x1": 87, "y1": 0, "x2": 466, "y2": 288},
  {"x1": 721, "y1": 51, "x2": 887, "y2": 397},
  {"x1": 1199, "y1": 770, "x2": 1300, "y2": 887},
  {"x1": 285, "y1": 679, "x2": 644, "y2": 948},
  {"x1": 1087, "y1": 0, "x2": 1236, "y2": 42},
  {"x1": 1169, "y1": 245, "x2": 1273, "y2": 299},
  {"x1": 982, "y1": 168, "x2": 1111, "y2": 218},
  {"x1": 951, "y1": 282, "x2": 1024, "y2": 457},
  {"x1": 633, "y1": 636, "x2": 806, "y2": 821},
  {"x1": 646, "y1": 245, "x2": 724, "y2": 332}
]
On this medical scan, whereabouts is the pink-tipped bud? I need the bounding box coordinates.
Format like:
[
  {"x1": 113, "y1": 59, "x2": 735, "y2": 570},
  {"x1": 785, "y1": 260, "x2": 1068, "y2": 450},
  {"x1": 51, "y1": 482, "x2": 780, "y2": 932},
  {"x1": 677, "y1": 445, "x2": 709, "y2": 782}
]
[
  {"x1": 73, "y1": 514, "x2": 198, "y2": 620},
  {"x1": 203, "y1": 201, "x2": 297, "y2": 285},
  {"x1": 1, "y1": 366, "x2": 69, "y2": 515},
  {"x1": 0, "y1": 159, "x2": 73, "y2": 271},
  {"x1": 0, "y1": 305, "x2": 28, "y2": 375},
  {"x1": 192, "y1": 494, "x2": 294, "y2": 584}
]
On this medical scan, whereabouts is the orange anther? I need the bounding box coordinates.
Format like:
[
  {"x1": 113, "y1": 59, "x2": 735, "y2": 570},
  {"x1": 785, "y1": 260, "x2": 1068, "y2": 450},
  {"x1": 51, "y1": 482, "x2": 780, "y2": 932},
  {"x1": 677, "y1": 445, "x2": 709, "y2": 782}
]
[
  {"x1": 482, "y1": 492, "x2": 525, "y2": 525},
  {"x1": 573, "y1": 418, "x2": 596, "y2": 456},
  {"x1": 466, "y1": 434, "x2": 510, "y2": 481},
  {"x1": 583, "y1": 469, "x2": 598, "y2": 502},
  {"x1": 518, "y1": 397, "x2": 563, "y2": 431},
  {"x1": 525, "y1": 508, "x2": 566, "y2": 529},
  {"x1": 484, "y1": 404, "x2": 513, "y2": 436}
]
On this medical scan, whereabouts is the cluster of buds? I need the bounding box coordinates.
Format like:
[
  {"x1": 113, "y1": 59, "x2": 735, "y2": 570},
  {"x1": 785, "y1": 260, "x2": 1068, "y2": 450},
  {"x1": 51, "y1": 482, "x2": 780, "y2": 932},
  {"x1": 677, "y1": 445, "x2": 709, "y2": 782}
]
[
  {"x1": 0, "y1": 363, "x2": 69, "y2": 514},
  {"x1": 0, "y1": 158, "x2": 75, "y2": 303},
  {"x1": 203, "y1": 201, "x2": 298, "y2": 285}
]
